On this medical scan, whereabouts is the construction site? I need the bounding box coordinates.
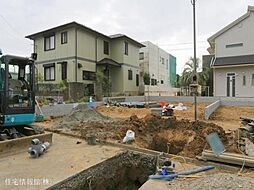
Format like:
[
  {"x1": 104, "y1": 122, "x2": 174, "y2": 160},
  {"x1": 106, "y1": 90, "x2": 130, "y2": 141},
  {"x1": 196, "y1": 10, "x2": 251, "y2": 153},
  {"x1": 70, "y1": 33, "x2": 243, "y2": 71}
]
[{"x1": 1, "y1": 95, "x2": 254, "y2": 190}]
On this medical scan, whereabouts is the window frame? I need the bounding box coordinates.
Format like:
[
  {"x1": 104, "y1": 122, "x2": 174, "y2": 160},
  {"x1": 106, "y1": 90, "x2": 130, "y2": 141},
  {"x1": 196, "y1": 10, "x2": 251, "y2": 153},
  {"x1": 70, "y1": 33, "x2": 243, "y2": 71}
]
[
  {"x1": 226, "y1": 43, "x2": 243, "y2": 48},
  {"x1": 103, "y1": 41, "x2": 109, "y2": 55},
  {"x1": 44, "y1": 34, "x2": 55, "y2": 51},
  {"x1": 83, "y1": 70, "x2": 96, "y2": 81},
  {"x1": 139, "y1": 52, "x2": 144, "y2": 60},
  {"x1": 243, "y1": 75, "x2": 246, "y2": 86},
  {"x1": 252, "y1": 74, "x2": 254, "y2": 86},
  {"x1": 136, "y1": 74, "x2": 139, "y2": 86},
  {"x1": 124, "y1": 41, "x2": 128, "y2": 55},
  {"x1": 128, "y1": 69, "x2": 132, "y2": 80},
  {"x1": 61, "y1": 32, "x2": 68, "y2": 44},
  {"x1": 44, "y1": 63, "x2": 55, "y2": 81}
]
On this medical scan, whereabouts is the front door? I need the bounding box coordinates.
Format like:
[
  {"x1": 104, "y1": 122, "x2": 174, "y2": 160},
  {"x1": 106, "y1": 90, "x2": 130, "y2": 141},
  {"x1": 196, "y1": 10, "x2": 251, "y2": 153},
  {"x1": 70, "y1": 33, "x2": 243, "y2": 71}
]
[{"x1": 227, "y1": 73, "x2": 235, "y2": 97}]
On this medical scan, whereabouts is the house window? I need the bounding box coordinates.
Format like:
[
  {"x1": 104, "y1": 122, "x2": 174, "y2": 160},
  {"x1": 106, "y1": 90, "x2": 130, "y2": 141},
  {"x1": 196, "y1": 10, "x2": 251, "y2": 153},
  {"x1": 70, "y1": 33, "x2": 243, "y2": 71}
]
[
  {"x1": 243, "y1": 75, "x2": 246, "y2": 86},
  {"x1": 226, "y1": 43, "x2": 243, "y2": 48},
  {"x1": 252, "y1": 74, "x2": 254, "y2": 86},
  {"x1": 136, "y1": 74, "x2": 139, "y2": 86},
  {"x1": 161, "y1": 58, "x2": 165, "y2": 64},
  {"x1": 161, "y1": 80, "x2": 164, "y2": 84},
  {"x1": 124, "y1": 42, "x2": 128, "y2": 55},
  {"x1": 61, "y1": 32, "x2": 67, "y2": 44},
  {"x1": 128, "y1": 69, "x2": 132, "y2": 80},
  {"x1": 104, "y1": 41, "x2": 109, "y2": 55},
  {"x1": 44, "y1": 64, "x2": 55, "y2": 81},
  {"x1": 166, "y1": 59, "x2": 168, "y2": 69},
  {"x1": 44, "y1": 35, "x2": 55, "y2": 51},
  {"x1": 61, "y1": 62, "x2": 67, "y2": 80},
  {"x1": 151, "y1": 79, "x2": 157, "y2": 86},
  {"x1": 139, "y1": 52, "x2": 144, "y2": 60},
  {"x1": 83, "y1": 71, "x2": 96, "y2": 81}
]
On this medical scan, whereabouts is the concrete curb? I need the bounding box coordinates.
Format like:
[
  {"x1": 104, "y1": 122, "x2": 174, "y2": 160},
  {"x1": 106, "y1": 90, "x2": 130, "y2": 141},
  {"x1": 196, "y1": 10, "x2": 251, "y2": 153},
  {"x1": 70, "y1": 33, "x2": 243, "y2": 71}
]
[{"x1": 205, "y1": 100, "x2": 221, "y2": 120}]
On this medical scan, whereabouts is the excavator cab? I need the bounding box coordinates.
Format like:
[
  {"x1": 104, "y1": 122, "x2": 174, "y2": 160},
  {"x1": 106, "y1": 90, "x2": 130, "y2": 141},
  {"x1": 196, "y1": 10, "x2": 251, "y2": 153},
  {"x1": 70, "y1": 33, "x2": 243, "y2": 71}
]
[{"x1": 0, "y1": 54, "x2": 37, "y2": 139}]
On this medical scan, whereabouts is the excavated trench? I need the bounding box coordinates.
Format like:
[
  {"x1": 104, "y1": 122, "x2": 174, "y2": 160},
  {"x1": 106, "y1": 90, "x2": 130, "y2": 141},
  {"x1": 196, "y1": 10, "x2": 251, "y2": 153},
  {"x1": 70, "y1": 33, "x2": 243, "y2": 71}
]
[{"x1": 46, "y1": 151, "x2": 156, "y2": 190}]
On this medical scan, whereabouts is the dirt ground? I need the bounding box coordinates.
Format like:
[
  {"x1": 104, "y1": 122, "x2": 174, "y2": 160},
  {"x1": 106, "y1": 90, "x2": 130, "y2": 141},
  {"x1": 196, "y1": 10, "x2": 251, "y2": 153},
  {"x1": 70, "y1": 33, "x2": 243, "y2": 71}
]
[
  {"x1": 43, "y1": 106, "x2": 241, "y2": 159},
  {"x1": 0, "y1": 133, "x2": 121, "y2": 190},
  {"x1": 96, "y1": 106, "x2": 151, "y2": 119},
  {"x1": 210, "y1": 106, "x2": 254, "y2": 131}
]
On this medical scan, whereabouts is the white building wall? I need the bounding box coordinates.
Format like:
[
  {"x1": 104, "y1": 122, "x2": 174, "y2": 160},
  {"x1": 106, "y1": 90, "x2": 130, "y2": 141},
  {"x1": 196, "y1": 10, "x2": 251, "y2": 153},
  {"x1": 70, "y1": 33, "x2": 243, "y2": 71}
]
[
  {"x1": 140, "y1": 41, "x2": 173, "y2": 95},
  {"x1": 215, "y1": 12, "x2": 254, "y2": 58},
  {"x1": 214, "y1": 65, "x2": 254, "y2": 97}
]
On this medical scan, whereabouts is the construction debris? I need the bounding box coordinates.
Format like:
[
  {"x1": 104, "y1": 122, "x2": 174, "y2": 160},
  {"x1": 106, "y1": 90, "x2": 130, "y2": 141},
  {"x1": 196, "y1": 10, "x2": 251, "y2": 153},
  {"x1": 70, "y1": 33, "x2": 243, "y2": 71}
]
[
  {"x1": 200, "y1": 150, "x2": 254, "y2": 167},
  {"x1": 28, "y1": 138, "x2": 50, "y2": 158}
]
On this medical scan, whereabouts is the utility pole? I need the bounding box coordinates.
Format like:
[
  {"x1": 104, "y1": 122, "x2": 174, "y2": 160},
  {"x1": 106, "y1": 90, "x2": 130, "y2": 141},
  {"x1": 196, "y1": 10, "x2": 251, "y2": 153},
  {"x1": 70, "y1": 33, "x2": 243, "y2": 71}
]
[{"x1": 191, "y1": 0, "x2": 198, "y2": 122}]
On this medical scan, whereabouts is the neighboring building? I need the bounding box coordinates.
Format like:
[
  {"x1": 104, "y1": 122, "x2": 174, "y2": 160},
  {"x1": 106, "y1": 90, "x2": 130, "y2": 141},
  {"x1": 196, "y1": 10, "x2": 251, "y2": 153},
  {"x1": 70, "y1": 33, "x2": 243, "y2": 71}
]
[
  {"x1": 169, "y1": 54, "x2": 177, "y2": 87},
  {"x1": 208, "y1": 6, "x2": 254, "y2": 97},
  {"x1": 26, "y1": 22, "x2": 144, "y2": 99},
  {"x1": 202, "y1": 55, "x2": 214, "y2": 96},
  {"x1": 139, "y1": 41, "x2": 176, "y2": 96}
]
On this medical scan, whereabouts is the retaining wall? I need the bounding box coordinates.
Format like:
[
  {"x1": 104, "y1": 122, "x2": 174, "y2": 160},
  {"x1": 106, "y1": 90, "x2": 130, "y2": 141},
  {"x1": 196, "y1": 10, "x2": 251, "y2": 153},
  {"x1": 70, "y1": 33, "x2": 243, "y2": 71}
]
[{"x1": 205, "y1": 100, "x2": 221, "y2": 120}]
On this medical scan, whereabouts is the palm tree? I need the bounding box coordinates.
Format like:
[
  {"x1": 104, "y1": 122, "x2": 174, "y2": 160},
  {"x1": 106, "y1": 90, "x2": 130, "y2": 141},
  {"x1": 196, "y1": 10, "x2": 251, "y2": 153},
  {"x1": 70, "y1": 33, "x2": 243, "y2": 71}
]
[
  {"x1": 180, "y1": 57, "x2": 200, "y2": 86},
  {"x1": 180, "y1": 57, "x2": 210, "y2": 87}
]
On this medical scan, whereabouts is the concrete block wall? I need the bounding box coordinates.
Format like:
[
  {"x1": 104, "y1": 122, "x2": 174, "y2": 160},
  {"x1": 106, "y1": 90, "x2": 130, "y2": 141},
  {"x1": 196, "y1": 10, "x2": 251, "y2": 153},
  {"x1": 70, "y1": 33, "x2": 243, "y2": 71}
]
[{"x1": 205, "y1": 100, "x2": 221, "y2": 120}]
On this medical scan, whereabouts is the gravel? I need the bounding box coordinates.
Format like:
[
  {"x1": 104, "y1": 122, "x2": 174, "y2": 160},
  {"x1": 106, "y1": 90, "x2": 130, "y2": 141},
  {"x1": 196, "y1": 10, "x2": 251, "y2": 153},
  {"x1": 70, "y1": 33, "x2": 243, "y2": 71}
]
[
  {"x1": 169, "y1": 173, "x2": 254, "y2": 190},
  {"x1": 36, "y1": 102, "x2": 104, "y2": 117}
]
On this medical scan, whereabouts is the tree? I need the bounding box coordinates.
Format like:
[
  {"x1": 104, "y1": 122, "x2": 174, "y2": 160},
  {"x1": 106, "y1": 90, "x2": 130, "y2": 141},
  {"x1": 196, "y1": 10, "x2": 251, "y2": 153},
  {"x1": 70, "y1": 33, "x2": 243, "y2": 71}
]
[
  {"x1": 143, "y1": 73, "x2": 150, "y2": 85},
  {"x1": 179, "y1": 57, "x2": 210, "y2": 87},
  {"x1": 180, "y1": 57, "x2": 200, "y2": 86}
]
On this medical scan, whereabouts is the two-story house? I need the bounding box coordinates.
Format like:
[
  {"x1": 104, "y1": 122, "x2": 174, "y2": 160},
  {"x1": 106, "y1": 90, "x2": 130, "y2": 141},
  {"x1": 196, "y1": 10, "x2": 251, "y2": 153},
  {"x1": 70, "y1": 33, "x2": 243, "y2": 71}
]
[
  {"x1": 26, "y1": 22, "x2": 144, "y2": 99},
  {"x1": 208, "y1": 6, "x2": 254, "y2": 97},
  {"x1": 139, "y1": 41, "x2": 176, "y2": 96}
]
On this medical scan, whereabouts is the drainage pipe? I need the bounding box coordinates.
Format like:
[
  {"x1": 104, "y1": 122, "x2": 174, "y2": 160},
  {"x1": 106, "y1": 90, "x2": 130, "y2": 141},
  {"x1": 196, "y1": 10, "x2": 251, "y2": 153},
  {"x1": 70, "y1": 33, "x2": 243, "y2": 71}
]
[{"x1": 149, "y1": 165, "x2": 215, "y2": 180}]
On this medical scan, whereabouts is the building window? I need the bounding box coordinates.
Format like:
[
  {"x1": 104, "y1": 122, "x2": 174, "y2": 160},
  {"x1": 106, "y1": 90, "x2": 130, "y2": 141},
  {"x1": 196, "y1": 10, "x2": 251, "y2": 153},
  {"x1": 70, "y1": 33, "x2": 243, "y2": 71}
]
[
  {"x1": 252, "y1": 74, "x2": 254, "y2": 86},
  {"x1": 161, "y1": 58, "x2": 165, "y2": 64},
  {"x1": 151, "y1": 79, "x2": 157, "y2": 86},
  {"x1": 44, "y1": 64, "x2": 55, "y2": 81},
  {"x1": 124, "y1": 42, "x2": 128, "y2": 55},
  {"x1": 226, "y1": 43, "x2": 243, "y2": 48},
  {"x1": 61, "y1": 32, "x2": 67, "y2": 44},
  {"x1": 83, "y1": 71, "x2": 96, "y2": 81},
  {"x1": 136, "y1": 74, "x2": 139, "y2": 86},
  {"x1": 139, "y1": 52, "x2": 144, "y2": 60},
  {"x1": 61, "y1": 62, "x2": 67, "y2": 80},
  {"x1": 128, "y1": 69, "x2": 132, "y2": 80},
  {"x1": 161, "y1": 80, "x2": 164, "y2": 84},
  {"x1": 104, "y1": 41, "x2": 109, "y2": 55},
  {"x1": 166, "y1": 59, "x2": 168, "y2": 69},
  {"x1": 243, "y1": 75, "x2": 246, "y2": 86},
  {"x1": 44, "y1": 35, "x2": 55, "y2": 51}
]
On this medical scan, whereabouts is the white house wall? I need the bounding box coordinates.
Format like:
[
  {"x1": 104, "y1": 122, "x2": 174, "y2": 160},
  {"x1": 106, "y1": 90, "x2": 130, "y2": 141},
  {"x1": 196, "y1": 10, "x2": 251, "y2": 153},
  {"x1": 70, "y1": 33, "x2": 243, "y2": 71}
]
[
  {"x1": 214, "y1": 65, "x2": 254, "y2": 97},
  {"x1": 215, "y1": 12, "x2": 254, "y2": 58}
]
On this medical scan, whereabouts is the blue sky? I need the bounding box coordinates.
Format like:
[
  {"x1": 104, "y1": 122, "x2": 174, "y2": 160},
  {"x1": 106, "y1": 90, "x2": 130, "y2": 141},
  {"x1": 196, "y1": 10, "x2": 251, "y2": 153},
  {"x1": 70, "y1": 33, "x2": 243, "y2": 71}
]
[{"x1": 0, "y1": 0, "x2": 253, "y2": 74}]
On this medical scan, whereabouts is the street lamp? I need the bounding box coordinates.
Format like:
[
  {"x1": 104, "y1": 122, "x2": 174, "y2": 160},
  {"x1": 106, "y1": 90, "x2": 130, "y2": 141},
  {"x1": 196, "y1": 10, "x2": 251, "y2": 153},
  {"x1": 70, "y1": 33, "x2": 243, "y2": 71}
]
[{"x1": 191, "y1": 0, "x2": 198, "y2": 122}]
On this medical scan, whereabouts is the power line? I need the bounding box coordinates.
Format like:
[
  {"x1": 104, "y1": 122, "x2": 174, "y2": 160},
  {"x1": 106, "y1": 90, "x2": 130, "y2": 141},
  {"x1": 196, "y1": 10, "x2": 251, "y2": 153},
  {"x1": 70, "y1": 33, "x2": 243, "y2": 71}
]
[{"x1": 159, "y1": 41, "x2": 207, "y2": 46}]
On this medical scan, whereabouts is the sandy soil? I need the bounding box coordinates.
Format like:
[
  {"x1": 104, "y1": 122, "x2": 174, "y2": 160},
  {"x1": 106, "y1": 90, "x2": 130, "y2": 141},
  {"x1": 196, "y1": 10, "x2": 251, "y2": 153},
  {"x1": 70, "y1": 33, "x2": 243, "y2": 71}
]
[
  {"x1": 210, "y1": 106, "x2": 254, "y2": 131},
  {"x1": 91, "y1": 103, "x2": 254, "y2": 132},
  {"x1": 96, "y1": 106, "x2": 151, "y2": 119},
  {"x1": 0, "y1": 133, "x2": 121, "y2": 190}
]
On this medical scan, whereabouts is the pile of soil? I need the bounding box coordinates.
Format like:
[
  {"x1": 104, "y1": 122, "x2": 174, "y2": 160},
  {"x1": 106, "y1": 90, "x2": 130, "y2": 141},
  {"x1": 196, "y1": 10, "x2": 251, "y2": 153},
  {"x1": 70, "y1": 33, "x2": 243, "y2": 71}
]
[
  {"x1": 74, "y1": 113, "x2": 238, "y2": 158},
  {"x1": 54, "y1": 107, "x2": 112, "y2": 130},
  {"x1": 48, "y1": 107, "x2": 239, "y2": 158}
]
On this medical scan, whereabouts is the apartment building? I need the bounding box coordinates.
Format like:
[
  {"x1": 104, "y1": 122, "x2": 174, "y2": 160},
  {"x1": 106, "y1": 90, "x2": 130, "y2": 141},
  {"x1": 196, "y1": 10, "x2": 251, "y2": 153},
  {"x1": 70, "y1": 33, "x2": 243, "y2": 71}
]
[
  {"x1": 26, "y1": 22, "x2": 144, "y2": 99},
  {"x1": 139, "y1": 41, "x2": 176, "y2": 96}
]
